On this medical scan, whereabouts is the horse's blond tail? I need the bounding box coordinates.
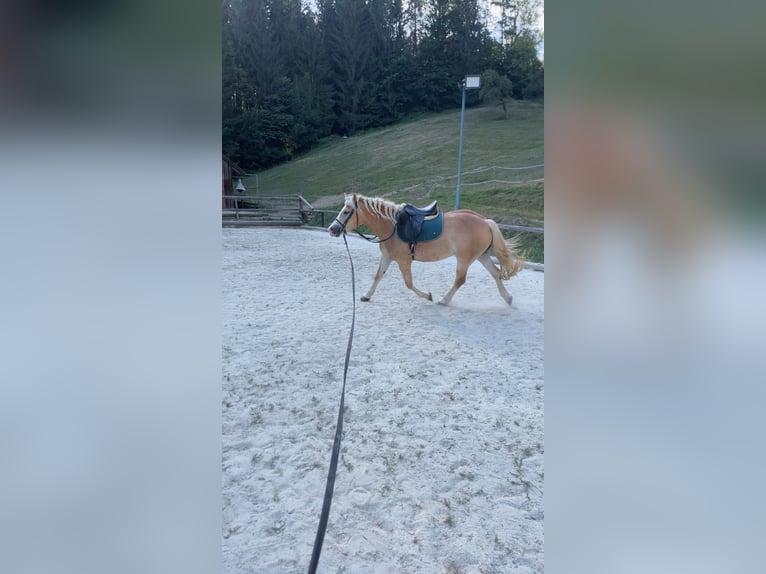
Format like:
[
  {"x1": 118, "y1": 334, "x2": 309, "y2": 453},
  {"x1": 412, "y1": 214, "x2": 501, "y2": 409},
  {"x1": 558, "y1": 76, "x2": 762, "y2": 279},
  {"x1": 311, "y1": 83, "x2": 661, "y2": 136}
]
[{"x1": 488, "y1": 220, "x2": 525, "y2": 280}]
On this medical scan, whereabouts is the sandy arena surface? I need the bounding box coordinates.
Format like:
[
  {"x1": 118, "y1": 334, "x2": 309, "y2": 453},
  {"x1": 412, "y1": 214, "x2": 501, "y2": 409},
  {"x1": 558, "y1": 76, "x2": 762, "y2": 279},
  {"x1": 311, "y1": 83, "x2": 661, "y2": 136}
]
[{"x1": 222, "y1": 227, "x2": 544, "y2": 573}]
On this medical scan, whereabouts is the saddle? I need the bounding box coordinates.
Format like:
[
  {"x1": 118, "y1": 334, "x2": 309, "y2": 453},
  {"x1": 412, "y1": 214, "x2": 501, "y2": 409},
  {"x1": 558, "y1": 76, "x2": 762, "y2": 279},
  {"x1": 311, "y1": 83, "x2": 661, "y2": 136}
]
[{"x1": 396, "y1": 201, "x2": 443, "y2": 258}]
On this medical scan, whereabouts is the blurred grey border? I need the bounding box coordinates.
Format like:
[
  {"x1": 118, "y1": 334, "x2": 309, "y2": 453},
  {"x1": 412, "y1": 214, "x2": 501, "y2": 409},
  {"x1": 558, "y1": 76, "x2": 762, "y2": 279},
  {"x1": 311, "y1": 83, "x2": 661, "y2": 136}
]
[
  {"x1": 0, "y1": 2, "x2": 222, "y2": 574},
  {"x1": 547, "y1": 1, "x2": 766, "y2": 573},
  {"x1": 2, "y1": 1, "x2": 765, "y2": 573}
]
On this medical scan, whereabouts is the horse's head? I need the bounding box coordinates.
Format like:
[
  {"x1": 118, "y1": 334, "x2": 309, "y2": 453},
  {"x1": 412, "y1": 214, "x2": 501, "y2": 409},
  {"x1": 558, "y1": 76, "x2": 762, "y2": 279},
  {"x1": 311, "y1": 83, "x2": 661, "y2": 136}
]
[{"x1": 328, "y1": 194, "x2": 359, "y2": 237}]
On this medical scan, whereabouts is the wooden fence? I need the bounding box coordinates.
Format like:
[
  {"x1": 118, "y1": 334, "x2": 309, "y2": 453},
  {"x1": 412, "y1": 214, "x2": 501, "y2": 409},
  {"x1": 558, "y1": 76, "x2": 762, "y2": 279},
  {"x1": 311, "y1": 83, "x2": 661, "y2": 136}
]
[
  {"x1": 222, "y1": 194, "x2": 313, "y2": 226},
  {"x1": 222, "y1": 196, "x2": 544, "y2": 269}
]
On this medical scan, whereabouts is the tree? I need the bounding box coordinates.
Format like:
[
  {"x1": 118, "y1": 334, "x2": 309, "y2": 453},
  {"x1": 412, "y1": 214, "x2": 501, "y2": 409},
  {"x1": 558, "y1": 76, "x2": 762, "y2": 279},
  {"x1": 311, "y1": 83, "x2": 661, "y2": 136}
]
[
  {"x1": 406, "y1": 0, "x2": 425, "y2": 54},
  {"x1": 503, "y1": 29, "x2": 541, "y2": 98},
  {"x1": 221, "y1": 0, "x2": 541, "y2": 170},
  {"x1": 322, "y1": 0, "x2": 378, "y2": 134},
  {"x1": 492, "y1": 0, "x2": 541, "y2": 47},
  {"x1": 417, "y1": 0, "x2": 489, "y2": 110},
  {"x1": 523, "y1": 65, "x2": 543, "y2": 99},
  {"x1": 291, "y1": 10, "x2": 334, "y2": 146},
  {"x1": 480, "y1": 69, "x2": 513, "y2": 116}
]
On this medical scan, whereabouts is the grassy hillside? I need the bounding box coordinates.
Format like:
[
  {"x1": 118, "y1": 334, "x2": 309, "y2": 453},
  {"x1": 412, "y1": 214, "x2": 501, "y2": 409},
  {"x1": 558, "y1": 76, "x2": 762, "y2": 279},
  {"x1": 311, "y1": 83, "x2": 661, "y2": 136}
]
[{"x1": 240, "y1": 100, "x2": 544, "y2": 261}]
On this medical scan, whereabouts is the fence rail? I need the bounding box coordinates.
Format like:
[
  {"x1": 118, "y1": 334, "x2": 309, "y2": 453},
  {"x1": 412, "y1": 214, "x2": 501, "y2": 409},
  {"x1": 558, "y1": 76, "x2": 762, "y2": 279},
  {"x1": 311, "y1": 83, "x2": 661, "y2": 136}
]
[
  {"x1": 496, "y1": 223, "x2": 544, "y2": 234},
  {"x1": 222, "y1": 199, "x2": 544, "y2": 269},
  {"x1": 222, "y1": 194, "x2": 312, "y2": 225},
  {"x1": 223, "y1": 200, "x2": 544, "y2": 235}
]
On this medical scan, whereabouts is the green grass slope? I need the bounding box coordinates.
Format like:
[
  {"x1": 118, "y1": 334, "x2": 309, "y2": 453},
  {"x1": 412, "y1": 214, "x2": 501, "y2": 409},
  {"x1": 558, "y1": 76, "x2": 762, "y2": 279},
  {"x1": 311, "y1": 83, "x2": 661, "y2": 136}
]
[{"x1": 241, "y1": 100, "x2": 544, "y2": 261}]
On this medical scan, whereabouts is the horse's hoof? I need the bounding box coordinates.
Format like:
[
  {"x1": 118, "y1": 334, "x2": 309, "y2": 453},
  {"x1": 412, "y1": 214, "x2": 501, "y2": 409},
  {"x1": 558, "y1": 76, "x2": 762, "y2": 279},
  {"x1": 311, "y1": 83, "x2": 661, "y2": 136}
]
[
  {"x1": 360, "y1": 296, "x2": 370, "y2": 302},
  {"x1": 427, "y1": 293, "x2": 433, "y2": 302},
  {"x1": 437, "y1": 300, "x2": 447, "y2": 306}
]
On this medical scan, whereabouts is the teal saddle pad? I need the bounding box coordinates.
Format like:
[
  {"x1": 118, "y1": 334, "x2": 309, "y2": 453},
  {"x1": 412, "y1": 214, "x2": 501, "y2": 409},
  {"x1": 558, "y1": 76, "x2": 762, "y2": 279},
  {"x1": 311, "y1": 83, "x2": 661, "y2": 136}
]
[{"x1": 396, "y1": 211, "x2": 444, "y2": 243}]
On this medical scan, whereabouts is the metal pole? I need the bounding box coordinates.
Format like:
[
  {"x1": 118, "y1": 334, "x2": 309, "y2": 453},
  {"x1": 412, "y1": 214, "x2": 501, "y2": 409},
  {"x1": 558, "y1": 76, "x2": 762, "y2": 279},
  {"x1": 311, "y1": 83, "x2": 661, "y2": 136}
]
[{"x1": 456, "y1": 81, "x2": 467, "y2": 210}]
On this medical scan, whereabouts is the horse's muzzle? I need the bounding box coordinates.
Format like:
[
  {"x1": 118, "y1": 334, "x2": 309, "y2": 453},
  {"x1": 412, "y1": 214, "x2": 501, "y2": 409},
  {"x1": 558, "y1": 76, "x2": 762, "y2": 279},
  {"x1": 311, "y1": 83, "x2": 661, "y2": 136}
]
[{"x1": 328, "y1": 222, "x2": 343, "y2": 237}]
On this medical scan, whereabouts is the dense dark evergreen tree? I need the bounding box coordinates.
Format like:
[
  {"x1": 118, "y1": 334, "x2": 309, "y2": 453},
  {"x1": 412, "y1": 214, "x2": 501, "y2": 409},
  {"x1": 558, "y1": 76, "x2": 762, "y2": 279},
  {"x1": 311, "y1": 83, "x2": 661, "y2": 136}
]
[{"x1": 222, "y1": 0, "x2": 543, "y2": 171}]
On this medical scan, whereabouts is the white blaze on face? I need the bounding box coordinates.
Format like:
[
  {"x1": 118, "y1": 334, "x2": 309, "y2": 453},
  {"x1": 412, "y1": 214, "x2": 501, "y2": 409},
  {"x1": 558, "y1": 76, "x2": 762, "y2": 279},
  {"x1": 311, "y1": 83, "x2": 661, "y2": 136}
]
[{"x1": 328, "y1": 195, "x2": 356, "y2": 236}]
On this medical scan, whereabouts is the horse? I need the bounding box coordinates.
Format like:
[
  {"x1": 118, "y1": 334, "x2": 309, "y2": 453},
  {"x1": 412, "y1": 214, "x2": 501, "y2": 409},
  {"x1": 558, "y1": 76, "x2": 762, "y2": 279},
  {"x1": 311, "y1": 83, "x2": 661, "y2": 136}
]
[{"x1": 328, "y1": 193, "x2": 525, "y2": 306}]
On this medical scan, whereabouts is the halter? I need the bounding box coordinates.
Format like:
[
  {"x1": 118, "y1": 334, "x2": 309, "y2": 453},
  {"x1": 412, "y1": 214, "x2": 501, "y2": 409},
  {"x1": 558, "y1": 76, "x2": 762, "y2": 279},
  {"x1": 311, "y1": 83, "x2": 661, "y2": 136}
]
[
  {"x1": 334, "y1": 198, "x2": 396, "y2": 244},
  {"x1": 332, "y1": 198, "x2": 359, "y2": 234}
]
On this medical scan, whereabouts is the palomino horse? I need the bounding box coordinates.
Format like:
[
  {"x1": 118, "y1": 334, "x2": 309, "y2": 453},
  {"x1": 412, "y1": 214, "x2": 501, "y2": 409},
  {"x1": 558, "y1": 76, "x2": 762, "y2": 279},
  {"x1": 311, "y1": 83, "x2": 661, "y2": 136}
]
[{"x1": 328, "y1": 193, "x2": 525, "y2": 305}]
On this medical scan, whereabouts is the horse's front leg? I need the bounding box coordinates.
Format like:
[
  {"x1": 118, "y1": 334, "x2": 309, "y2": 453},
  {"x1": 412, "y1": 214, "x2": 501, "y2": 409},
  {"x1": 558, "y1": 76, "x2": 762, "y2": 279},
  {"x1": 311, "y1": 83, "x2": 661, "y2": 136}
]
[
  {"x1": 398, "y1": 258, "x2": 433, "y2": 302},
  {"x1": 361, "y1": 252, "x2": 392, "y2": 302}
]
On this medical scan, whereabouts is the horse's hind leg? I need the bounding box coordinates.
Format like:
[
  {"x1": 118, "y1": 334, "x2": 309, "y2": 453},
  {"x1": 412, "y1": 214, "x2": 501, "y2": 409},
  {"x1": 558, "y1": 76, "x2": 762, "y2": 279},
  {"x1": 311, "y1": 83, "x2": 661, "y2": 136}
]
[
  {"x1": 361, "y1": 253, "x2": 392, "y2": 302},
  {"x1": 398, "y1": 259, "x2": 433, "y2": 302},
  {"x1": 478, "y1": 252, "x2": 513, "y2": 305},
  {"x1": 438, "y1": 259, "x2": 470, "y2": 306}
]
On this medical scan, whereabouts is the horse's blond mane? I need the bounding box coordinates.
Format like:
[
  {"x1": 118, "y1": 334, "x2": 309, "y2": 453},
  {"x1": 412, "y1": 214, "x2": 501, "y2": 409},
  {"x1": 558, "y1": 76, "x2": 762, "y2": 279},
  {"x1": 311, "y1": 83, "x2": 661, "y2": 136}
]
[{"x1": 353, "y1": 194, "x2": 404, "y2": 224}]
